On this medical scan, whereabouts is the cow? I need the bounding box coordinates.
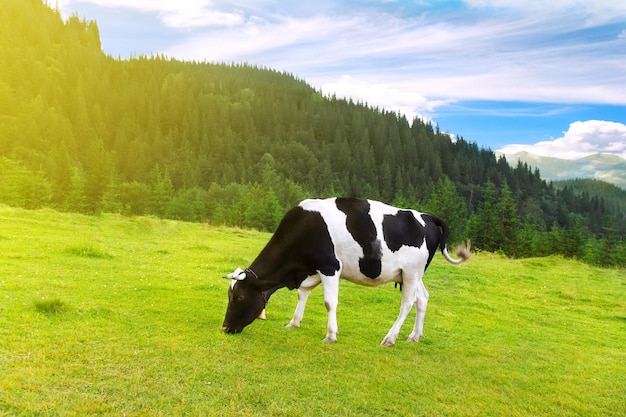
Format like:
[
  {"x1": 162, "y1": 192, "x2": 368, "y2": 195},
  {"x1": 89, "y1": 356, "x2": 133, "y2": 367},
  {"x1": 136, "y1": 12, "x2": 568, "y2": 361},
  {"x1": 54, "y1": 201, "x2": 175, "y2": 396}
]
[{"x1": 222, "y1": 197, "x2": 470, "y2": 346}]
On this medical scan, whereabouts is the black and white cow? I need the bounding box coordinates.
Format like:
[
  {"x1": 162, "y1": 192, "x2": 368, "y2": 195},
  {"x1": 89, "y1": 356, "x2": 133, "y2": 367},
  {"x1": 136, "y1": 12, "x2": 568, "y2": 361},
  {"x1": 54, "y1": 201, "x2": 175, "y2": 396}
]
[{"x1": 222, "y1": 197, "x2": 469, "y2": 346}]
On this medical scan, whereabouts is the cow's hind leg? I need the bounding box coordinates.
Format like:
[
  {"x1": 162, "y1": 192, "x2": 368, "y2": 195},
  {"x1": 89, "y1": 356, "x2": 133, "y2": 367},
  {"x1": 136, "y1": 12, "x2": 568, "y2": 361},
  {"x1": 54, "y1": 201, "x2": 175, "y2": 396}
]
[
  {"x1": 286, "y1": 275, "x2": 321, "y2": 328},
  {"x1": 381, "y1": 271, "x2": 421, "y2": 347},
  {"x1": 407, "y1": 279, "x2": 429, "y2": 342}
]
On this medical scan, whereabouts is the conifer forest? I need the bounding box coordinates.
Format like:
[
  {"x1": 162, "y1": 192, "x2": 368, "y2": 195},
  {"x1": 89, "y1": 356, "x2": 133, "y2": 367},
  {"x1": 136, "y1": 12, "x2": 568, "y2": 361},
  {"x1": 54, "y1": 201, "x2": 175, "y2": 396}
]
[{"x1": 1, "y1": 0, "x2": 625, "y2": 266}]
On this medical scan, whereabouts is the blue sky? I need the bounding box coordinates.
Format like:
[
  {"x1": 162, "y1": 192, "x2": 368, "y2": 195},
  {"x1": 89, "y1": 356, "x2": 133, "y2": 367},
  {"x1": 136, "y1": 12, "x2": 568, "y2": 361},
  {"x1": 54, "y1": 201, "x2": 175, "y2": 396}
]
[{"x1": 57, "y1": 0, "x2": 626, "y2": 160}]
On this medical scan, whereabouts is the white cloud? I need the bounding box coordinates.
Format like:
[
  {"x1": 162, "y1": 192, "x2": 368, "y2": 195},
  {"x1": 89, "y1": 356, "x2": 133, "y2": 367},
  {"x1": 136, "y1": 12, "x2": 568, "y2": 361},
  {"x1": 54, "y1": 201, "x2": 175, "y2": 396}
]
[
  {"x1": 161, "y1": 2, "x2": 626, "y2": 106},
  {"x1": 498, "y1": 120, "x2": 626, "y2": 160},
  {"x1": 320, "y1": 75, "x2": 453, "y2": 121},
  {"x1": 463, "y1": 0, "x2": 626, "y2": 14},
  {"x1": 58, "y1": 0, "x2": 245, "y2": 28},
  {"x1": 160, "y1": 9, "x2": 244, "y2": 28}
]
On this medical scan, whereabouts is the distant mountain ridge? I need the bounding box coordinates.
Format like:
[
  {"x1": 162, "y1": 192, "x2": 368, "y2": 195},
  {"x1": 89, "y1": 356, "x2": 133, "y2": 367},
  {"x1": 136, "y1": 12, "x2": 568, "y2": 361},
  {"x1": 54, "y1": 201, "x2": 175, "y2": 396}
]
[{"x1": 500, "y1": 151, "x2": 626, "y2": 190}]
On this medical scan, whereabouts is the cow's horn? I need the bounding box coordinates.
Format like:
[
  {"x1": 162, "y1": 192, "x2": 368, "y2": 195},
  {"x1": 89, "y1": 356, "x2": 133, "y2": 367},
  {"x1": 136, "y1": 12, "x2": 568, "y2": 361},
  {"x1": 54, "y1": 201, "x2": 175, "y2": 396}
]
[{"x1": 223, "y1": 267, "x2": 246, "y2": 280}]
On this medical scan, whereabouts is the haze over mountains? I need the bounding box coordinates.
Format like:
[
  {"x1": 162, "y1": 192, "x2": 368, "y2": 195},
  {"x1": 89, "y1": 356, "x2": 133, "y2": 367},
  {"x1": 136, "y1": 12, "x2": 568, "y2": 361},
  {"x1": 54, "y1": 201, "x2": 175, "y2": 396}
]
[{"x1": 501, "y1": 151, "x2": 626, "y2": 190}]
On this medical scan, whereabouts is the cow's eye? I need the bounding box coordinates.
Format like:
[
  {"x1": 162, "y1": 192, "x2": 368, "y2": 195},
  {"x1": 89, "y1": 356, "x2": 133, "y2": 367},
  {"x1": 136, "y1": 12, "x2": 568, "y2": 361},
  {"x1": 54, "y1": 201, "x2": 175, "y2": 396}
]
[{"x1": 237, "y1": 294, "x2": 245, "y2": 302}]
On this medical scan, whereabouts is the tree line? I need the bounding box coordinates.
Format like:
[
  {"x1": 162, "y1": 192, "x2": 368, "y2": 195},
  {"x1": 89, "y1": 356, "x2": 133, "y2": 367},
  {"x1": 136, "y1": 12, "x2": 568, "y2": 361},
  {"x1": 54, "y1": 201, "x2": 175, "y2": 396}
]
[{"x1": 1, "y1": 0, "x2": 625, "y2": 266}]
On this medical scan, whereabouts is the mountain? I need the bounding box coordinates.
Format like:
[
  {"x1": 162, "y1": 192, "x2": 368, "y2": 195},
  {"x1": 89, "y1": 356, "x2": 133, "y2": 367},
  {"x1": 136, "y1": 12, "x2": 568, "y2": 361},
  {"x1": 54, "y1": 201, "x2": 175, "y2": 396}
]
[{"x1": 501, "y1": 151, "x2": 626, "y2": 190}]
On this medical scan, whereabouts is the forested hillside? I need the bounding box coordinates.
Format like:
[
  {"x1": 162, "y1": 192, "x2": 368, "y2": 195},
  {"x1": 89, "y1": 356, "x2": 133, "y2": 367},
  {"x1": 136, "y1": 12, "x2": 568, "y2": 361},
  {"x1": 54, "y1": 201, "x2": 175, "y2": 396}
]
[
  {"x1": 1, "y1": 0, "x2": 624, "y2": 265},
  {"x1": 554, "y1": 179, "x2": 626, "y2": 217}
]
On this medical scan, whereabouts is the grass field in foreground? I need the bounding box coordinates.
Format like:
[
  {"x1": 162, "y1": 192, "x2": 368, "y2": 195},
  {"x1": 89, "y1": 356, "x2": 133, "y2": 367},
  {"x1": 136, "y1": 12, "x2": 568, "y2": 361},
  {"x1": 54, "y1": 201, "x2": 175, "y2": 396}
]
[{"x1": 0, "y1": 205, "x2": 624, "y2": 416}]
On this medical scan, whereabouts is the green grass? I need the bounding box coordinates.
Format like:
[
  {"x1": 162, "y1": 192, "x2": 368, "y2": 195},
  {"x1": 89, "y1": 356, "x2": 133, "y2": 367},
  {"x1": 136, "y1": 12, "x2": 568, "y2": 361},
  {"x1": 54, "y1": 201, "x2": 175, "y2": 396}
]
[
  {"x1": 0, "y1": 205, "x2": 624, "y2": 416},
  {"x1": 33, "y1": 298, "x2": 69, "y2": 316},
  {"x1": 64, "y1": 244, "x2": 114, "y2": 259}
]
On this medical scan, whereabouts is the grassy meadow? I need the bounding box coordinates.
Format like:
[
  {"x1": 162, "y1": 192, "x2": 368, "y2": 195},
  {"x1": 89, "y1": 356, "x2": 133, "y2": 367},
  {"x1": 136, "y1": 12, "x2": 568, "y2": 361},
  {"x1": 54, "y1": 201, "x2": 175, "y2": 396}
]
[{"x1": 0, "y1": 205, "x2": 624, "y2": 416}]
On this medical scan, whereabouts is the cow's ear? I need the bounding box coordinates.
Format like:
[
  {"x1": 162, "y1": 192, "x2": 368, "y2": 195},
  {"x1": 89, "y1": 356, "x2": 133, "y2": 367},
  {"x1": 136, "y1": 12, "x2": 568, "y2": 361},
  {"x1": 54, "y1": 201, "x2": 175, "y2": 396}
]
[{"x1": 223, "y1": 267, "x2": 246, "y2": 281}]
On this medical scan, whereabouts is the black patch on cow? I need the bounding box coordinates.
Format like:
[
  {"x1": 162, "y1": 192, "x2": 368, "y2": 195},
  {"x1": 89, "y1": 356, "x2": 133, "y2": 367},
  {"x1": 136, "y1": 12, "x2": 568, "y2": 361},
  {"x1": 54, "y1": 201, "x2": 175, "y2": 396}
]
[
  {"x1": 383, "y1": 211, "x2": 443, "y2": 271},
  {"x1": 421, "y1": 214, "x2": 443, "y2": 268},
  {"x1": 249, "y1": 206, "x2": 340, "y2": 290},
  {"x1": 382, "y1": 210, "x2": 425, "y2": 252},
  {"x1": 336, "y1": 198, "x2": 382, "y2": 278}
]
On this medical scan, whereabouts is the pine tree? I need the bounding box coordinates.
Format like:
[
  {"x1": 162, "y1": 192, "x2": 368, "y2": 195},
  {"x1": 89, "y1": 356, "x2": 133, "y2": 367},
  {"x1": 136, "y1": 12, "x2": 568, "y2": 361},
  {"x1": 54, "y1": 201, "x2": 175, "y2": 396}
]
[
  {"x1": 46, "y1": 144, "x2": 73, "y2": 207},
  {"x1": 496, "y1": 182, "x2": 519, "y2": 255},
  {"x1": 117, "y1": 181, "x2": 150, "y2": 215},
  {"x1": 467, "y1": 181, "x2": 499, "y2": 252},
  {"x1": 423, "y1": 176, "x2": 468, "y2": 244},
  {"x1": 243, "y1": 185, "x2": 282, "y2": 231},
  {"x1": 150, "y1": 167, "x2": 174, "y2": 217},
  {"x1": 83, "y1": 138, "x2": 111, "y2": 213},
  {"x1": 65, "y1": 166, "x2": 87, "y2": 213}
]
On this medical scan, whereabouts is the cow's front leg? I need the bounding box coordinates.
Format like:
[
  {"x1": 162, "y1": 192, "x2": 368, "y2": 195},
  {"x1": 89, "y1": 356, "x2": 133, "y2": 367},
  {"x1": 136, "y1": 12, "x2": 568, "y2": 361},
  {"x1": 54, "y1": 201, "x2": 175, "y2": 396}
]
[
  {"x1": 381, "y1": 276, "x2": 419, "y2": 347},
  {"x1": 407, "y1": 280, "x2": 429, "y2": 342},
  {"x1": 286, "y1": 276, "x2": 320, "y2": 328},
  {"x1": 320, "y1": 273, "x2": 340, "y2": 343}
]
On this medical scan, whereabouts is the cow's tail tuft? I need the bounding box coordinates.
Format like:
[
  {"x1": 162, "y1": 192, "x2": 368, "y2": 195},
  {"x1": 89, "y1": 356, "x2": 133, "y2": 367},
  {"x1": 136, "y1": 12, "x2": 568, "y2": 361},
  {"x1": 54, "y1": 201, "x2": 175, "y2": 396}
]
[
  {"x1": 431, "y1": 216, "x2": 471, "y2": 265},
  {"x1": 443, "y1": 240, "x2": 471, "y2": 265}
]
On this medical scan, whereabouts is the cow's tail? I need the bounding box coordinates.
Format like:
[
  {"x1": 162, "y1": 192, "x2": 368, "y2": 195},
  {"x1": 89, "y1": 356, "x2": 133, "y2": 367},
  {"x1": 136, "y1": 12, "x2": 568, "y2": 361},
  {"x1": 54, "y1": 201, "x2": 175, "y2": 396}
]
[{"x1": 431, "y1": 215, "x2": 471, "y2": 265}]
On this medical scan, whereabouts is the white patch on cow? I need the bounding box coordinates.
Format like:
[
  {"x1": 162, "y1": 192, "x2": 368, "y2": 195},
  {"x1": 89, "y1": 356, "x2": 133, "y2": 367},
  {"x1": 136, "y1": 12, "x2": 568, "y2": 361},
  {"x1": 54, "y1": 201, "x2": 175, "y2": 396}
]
[
  {"x1": 300, "y1": 198, "x2": 364, "y2": 280},
  {"x1": 224, "y1": 268, "x2": 247, "y2": 292},
  {"x1": 286, "y1": 274, "x2": 321, "y2": 328},
  {"x1": 224, "y1": 267, "x2": 246, "y2": 281},
  {"x1": 300, "y1": 198, "x2": 427, "y2": 286},
  {"x1": 320, "y1": 271, "x2": 340, "y2": 343}
]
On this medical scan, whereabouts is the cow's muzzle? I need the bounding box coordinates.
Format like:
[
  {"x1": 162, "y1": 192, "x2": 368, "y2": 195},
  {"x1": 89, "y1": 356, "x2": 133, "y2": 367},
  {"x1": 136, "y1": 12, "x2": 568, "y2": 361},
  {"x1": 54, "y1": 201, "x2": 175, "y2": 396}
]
[{"x1": 222, "y1": 325, "x2": 242, "y2": 334}]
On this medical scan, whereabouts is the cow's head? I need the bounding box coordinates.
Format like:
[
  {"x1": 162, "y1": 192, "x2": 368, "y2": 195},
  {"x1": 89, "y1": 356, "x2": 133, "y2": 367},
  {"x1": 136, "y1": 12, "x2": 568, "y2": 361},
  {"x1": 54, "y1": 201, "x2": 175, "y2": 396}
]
[{"x1": 222, "y1": 268, "x2": 272, "y2": 334}]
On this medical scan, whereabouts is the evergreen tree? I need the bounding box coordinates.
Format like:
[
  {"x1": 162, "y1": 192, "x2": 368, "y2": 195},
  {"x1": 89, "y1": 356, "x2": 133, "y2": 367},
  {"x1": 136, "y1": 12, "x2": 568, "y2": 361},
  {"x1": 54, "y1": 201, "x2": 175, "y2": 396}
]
[
  {"x1": 168, "y1": 187, "x2": 206, "y2": 222},
  {"x1": 496, "y1": 182, "x2": 519, "y2": 255},
  {"x1": 423, "y1": 176, "x2": 468, "y2": 244},
  {"x1": 149, "y1": 167, "x2": 174, "y2": 217},
  {"x1": 46, "y1": 144, "x2": 73, "y2": 208},
  {"x1": 0, "y1": 158, "x2": 52, "y2": 209},
  {"x1": 101, "y1": 176, "x2": 122, "y2": 214},
  {"x1": 560, "y1": 214, "x2": 586, "y2": 259},
  {"x1": 83, "y1": 138, "x2": 111, "y2": 213},
  {"x1": 65, "y1": 167, "x2": 87, "y2": 213},
  {"x1": 598, "y1": 215, "x2": 620, "y2": 267},
  {"x1": 467, "y1": 181, "x2": 499, "y2": 252},
  {"x1": 243, "y1": 185, "x2": 282, "y2": 231},
  {"x1": 117, "y1": 181, "x2": 150, "y2": 216},
  {"x1": 548, "y1": 221, "x2": 562, "y2": 255}
]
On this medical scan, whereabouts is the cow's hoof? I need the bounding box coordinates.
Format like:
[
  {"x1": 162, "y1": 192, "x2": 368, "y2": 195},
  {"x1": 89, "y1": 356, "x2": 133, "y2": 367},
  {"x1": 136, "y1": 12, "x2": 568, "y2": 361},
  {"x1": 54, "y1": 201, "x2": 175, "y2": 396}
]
[
  {"x1": 323, "y1": 337, "x2": 337, "y2": 343},
  {"x1": 380, "y1": 338, "x2": 396, "y2": 347},
  {"x1": 285, "y1": 322, "x2": 300, "y2": 328},
  {"x1": 407, "y1": 330, "x2": 424, "y2": 342}
]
